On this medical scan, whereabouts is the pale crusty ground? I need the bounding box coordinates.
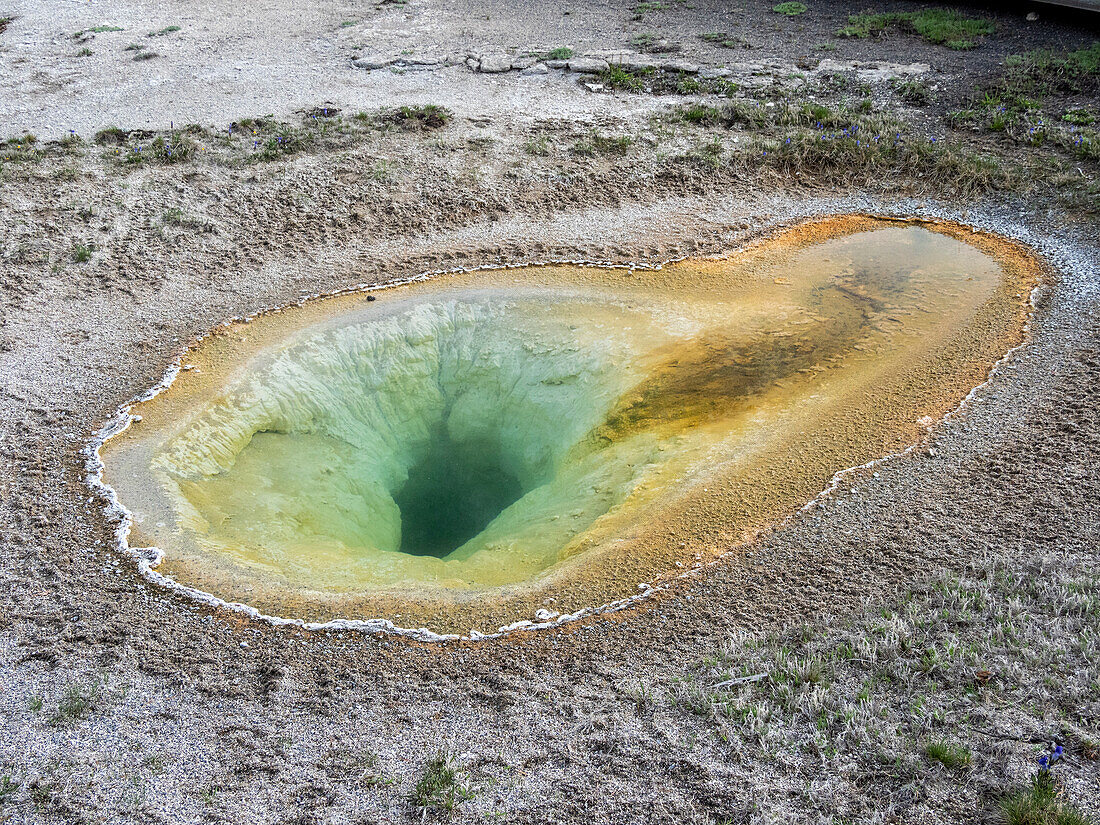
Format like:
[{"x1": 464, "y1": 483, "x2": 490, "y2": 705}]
[
  {"x1": 2, "y1": 0, "x2": 1097, "y2": 137},
  {"x1": 2, "y1": 2, "x2": 1100, "y2": 823}
]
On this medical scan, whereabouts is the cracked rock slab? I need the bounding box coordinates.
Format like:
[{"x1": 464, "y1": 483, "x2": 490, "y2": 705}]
[
  {"x1": 816, "y1": 59, "x2": 932, "y2": 81},
  {"x1": 567, "y1": 57, "x2": 609, "y2": 74}
]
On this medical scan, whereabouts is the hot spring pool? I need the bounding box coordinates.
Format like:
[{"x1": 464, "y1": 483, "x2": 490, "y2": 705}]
[{"x1": 96, "y1": 217, "x2": 1039, "y2": 636}]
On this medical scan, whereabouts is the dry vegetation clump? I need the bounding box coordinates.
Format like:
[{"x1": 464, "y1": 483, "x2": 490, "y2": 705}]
[
  {"x1": 42, "y1": 105, "x2": 453, "y2": 169},
  {"x1": 671, "y1": 99, "x2": 1014, "y2": 197},
  {"x1": 664, "y1": 545, "x2": 1099, "y2": 822}
]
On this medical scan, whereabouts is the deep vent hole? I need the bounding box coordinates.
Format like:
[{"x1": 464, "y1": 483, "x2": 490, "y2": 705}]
[{"x1": 392, "y1": 424, "x2": 526, "y2": 558}]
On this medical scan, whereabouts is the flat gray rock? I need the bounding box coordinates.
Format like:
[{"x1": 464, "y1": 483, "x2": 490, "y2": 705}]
[
  {"x1": 658, "y1": 58, "x2": 699, "y2": 74},
  {"x1": 816, "y1": 59, "x2": 931, "y2": 80},
  {"x1": 351, "y1": 55, "x2": 393, "y2": 71},
  {"x1": 479, "y1": 54, "x2": 514, "y2": 73},
  {"x1": 567, "y1": 57, "x2": 608, "y2": 74},
  {"x1": 586, "y1": 50, "x2": 635, "y2": 63},
  {"x1": 619, "y1": 57, "x2": 660, "y2": 72}
]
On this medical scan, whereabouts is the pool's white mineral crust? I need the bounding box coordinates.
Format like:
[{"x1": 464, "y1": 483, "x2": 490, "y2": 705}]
[{"x1": 96, "y1": 216, "x2": 1040, "y2": 635}]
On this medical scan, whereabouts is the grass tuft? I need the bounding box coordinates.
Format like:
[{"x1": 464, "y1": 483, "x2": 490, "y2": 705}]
[
  {"x1": 600, "y1": 65, "x2": 647, "y2": 91},
  {"x1": 897, "y1": 79, "x2": 931, "y2": 105},
  {"x1": 524, "y1": 135, "x2": 550, "y2": 156},
  {"x1": 924, "y1": 740, "x2": 972, "y2": 770},
  {"x1": 410, "y1": 751, "x2": 473, "y2": 816},
  {"x1": 386, "y1": 104, "x2": 450, "y2": 130},
  {"x1": 1000, "y1": 775, "x2": 1093, "y2": 825},
  {"x1": 544, "y1": 46, "x2": 573, "y2": 60},
  {"x1": 48, "y1": 678, "x2": 102, "y2": 723},
  {"x1": 94, "y1": 126, "x2": 127, "y2": 145}
]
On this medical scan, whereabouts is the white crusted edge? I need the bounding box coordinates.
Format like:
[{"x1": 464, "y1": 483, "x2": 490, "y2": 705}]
[{"x1": 81, "y1": 214, "x2": 1042, "y2": 644}]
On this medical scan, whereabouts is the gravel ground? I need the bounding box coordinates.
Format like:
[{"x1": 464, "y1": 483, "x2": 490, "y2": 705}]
[{"x1": 1, "y1": 2, "x2": 1099, "y2": 823}]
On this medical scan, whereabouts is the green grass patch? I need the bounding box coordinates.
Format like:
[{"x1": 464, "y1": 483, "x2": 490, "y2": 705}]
[
  {"x1": 909, "y1": 9, "x2": 993, "y2": 49},
  {"x1": 119, "y1": 132, "x2": 196, "y2": 164},
  {"x1": 147, "y1": 25, "x2": 181, "y2": 37},
  {"x1": 0, "y1": 134, "x2": 43, "y2": 165},
  {"x1": 773, "y1": 2, "x2": 807, "y2": 16},
  {"x1": 839, "y1": 8, "x2": 994, "y2": 50},
  {"x1": 675, "y1": 100, "x2": 861, "y2": 131},
  {"x1": 1063, "y1": 108, "x2": 1095, "y2": 126},
  {"x1": 543, "y1": 46, "x2": 573, "y2": 60},
  {"x1": 571, "y1": 133, "x2": 636, "y2": 157},
  {"x1": 678, "y1": 101, "x2": 727, "y2": 127},
  {"x1": 838, "y1": 12, "x2": 895, "y2": 38}
]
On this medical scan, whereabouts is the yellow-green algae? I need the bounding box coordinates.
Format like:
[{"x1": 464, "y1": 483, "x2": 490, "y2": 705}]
[{"x1": 99, "y1": 217, "x2": 1038, "y2": 634}]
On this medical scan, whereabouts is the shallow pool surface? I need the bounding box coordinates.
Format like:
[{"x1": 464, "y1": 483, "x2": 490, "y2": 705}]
[{"x1": 99, "y1": 217, "x2": 1036, "y2": 633}]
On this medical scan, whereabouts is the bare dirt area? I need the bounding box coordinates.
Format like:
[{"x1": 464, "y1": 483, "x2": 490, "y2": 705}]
[{"x1": 1, "y1": 1, "x2": 1099, "y2": 824}]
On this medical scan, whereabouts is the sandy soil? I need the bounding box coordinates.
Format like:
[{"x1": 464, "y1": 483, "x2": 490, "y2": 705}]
[{"x1": 1, "y1": 1, "x2": 1099, "y2": 823}]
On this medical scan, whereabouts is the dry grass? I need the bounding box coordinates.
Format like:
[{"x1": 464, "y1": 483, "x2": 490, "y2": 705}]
[{"x1": 665, "y1": 545, "x2": 1099, "y2": 822}]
